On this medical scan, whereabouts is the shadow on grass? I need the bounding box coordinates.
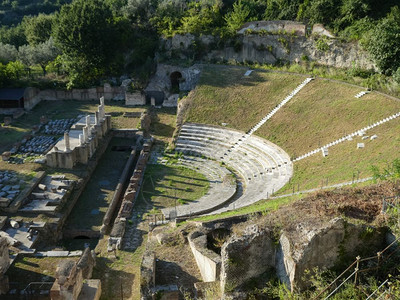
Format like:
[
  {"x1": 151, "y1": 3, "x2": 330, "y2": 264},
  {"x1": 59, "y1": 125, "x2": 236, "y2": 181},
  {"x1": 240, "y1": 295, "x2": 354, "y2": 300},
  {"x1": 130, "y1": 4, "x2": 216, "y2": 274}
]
[
  {"x1": 142, "y1": 164, "x2": 209, "y2": 208},
  {"x1": 198, "y1": 65, "x2": 267, "y2": 88},
  {"x1": 93, "y1": 256, "x2": 136, "y2": 300},
  {"x1": 155, "y1": 260, "x2": 199, "y2": 290}
]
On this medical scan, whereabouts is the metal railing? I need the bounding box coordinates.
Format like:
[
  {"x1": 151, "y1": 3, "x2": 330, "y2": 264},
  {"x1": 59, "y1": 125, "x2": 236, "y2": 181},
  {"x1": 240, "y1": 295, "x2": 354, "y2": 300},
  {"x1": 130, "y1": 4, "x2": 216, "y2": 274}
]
[{"x1": 312, "y1": 235, "x2": 400, "y2": 299}]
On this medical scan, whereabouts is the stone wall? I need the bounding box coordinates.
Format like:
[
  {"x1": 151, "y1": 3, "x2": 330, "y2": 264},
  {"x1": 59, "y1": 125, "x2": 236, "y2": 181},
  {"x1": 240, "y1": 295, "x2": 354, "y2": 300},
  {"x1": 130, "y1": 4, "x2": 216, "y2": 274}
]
[
  {"x1": 276, "y1": 218, "x2": 387, "y2": 291},
  {"x1": 145, "y1": 64, "x2": 202, "y2": 104},
  {"x1": 238, "y1": 20, "x2": 306, "y2": 36},
  {"x1": 50, "y1": 248, "x2": 99, "y2": 300},
  {"x1": 125, "y1": 91, "x2": 146, "y2": 106},
  {"x1": 0, "y1": 237, "x2": 9, "y2": 295},
  {"x1": 219, "y1": 218, "x2": 387, "y2": 295},
  {"x1": 220, "y1": 226, "x2": 275, "y2": 293},
  {"x1": 140, "y1": 250, "x2": 156, "y2": 299},
  {"x1": 107, "y1": 139, "x2": 152, "y2": 251},
  {"x1": 23, "y1": 87, "x2": 41, "y2": 111},
  {"x1": 188, "y1": 230, "x2": 221, "y2": 282},
  {"x1": 162, "y1": 33, "x2": 375, "y2": 70}
]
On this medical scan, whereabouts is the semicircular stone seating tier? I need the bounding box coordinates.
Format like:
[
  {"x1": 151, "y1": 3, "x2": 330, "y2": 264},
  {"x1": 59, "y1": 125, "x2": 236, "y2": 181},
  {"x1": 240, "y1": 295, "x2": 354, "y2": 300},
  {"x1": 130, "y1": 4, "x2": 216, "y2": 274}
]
[
  {"x1": 170, "y1": 123, "x2": 292, "y2": 217},
  {"x1": 161, "y1": 156, "x2": 236, "y2": 219}
]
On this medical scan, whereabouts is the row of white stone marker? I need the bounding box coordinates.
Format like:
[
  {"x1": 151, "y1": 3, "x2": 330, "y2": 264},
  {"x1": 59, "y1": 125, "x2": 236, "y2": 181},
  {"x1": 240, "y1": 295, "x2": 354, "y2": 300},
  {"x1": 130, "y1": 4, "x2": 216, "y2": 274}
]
[
  {"x1": 293, "y1": 111, "x2": 400, "y2": 162},
  {"x1": 223, "y1": 77, "x2": 314, "y2": 157}
]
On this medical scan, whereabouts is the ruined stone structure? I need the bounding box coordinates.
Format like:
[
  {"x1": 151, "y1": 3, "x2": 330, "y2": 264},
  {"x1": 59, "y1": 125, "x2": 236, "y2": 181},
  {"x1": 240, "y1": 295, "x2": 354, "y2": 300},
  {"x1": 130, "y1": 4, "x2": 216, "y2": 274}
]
[
  {"x1": 145, "y1": 64, "x2": 201, "y2": 106},
  {"x1": 140, "y1": 111, "x2": 151, "y2": 137},
  {"x1": 0, "y1": 237, "x2": 10, "y2": 295},
  {"x1": 161, "y1": 22, "x2": 375, "y2": 70},
  {"x1": 108, "y1": 139, "x2": 152, "y2": 251},
  {"x1": 50, "y1": 248, "x2": 100, "y2": 300},
  {"x1": 238, "y1": 20, "x2": 306, "y2": 35},
  {"x1": 219, "y1": 218, "x2": 386, "y2": 295},
  {"x1": 46, "y1": 97, "x2": 112, "y2": 169},
  {"x1": 180, "y1": 217, "x2": 388, "y2": 298}
]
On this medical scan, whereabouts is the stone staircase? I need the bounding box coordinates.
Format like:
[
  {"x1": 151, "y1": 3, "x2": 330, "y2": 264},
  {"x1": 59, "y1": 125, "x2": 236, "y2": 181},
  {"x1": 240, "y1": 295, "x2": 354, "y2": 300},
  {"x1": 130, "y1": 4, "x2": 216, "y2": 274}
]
[
  {"x1": 173, "y1": 123, "x2": 292, "y2": 216},
  {"x1": 224, "y1": 77, "x2": 314, "y2": 155},
  {"x1": 294, "y1": 111, "x2": 400, "y2": 162}
]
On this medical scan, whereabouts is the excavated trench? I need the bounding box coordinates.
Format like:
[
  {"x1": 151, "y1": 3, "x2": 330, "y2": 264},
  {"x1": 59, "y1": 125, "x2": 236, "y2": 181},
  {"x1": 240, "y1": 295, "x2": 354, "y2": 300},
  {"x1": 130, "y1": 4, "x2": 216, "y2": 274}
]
[{"x1": 61, "y1": 137, "x2": 139, "y2": 250}]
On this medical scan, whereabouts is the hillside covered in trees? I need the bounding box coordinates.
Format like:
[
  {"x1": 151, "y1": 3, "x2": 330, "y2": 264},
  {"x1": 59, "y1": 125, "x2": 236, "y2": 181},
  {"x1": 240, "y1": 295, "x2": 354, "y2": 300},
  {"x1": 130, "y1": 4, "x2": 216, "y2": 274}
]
[{"x1": 0, "y1": 0, "x2": 399, "y2": 89}]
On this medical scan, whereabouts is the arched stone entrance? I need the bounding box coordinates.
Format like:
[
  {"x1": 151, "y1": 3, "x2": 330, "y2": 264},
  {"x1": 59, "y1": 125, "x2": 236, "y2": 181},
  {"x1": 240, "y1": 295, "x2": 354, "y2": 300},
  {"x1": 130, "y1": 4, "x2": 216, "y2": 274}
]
[{"x1": 170, "y1": 71, "x2": 182, "y2": 93}]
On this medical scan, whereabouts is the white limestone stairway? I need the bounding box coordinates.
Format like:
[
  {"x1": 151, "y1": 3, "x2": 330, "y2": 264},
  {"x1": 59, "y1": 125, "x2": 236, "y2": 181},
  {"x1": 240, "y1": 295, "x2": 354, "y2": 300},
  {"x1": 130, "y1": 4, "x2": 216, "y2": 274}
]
[
  {"x1": 173, "y1": 123, "x2": 292, "y2": 216},
  {"x1": 224, "y1": 77, "x2": 314, "y2": 155},
  {"x1": 293, "y1": 111, "x2": 400, "y2": 162}
]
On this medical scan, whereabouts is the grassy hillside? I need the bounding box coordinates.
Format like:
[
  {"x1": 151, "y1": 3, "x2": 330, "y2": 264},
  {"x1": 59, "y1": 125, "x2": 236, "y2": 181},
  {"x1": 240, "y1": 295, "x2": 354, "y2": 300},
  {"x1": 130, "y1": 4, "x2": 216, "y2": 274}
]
[
  {"x1": 258, "y1": 79, "x2": 400, "y2": 157},
  {"x1": 185, "y1": 65, "x2": 400, "y2": 192},
  {"x1": 185, "y1": 65, "x2": 307, "y2": 132}
]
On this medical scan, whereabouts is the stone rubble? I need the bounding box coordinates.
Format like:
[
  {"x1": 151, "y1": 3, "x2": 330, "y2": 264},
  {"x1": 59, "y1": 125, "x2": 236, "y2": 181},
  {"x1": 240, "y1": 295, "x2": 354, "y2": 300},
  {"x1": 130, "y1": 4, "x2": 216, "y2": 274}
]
[{"x1": 0, "y1": 171, "x2": 22, "y2": 204}]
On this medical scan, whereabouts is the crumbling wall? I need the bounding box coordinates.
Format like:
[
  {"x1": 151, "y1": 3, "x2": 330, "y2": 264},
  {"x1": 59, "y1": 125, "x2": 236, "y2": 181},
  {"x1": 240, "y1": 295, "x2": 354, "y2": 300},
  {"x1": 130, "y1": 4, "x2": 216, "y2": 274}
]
[
  {"x1": 238, "y1": 20, "x2": 306, "y2": 36},
  {"x1": 219, "y1": 218, "x2": 387, "y2": 296},
  {"x1": 140, "y1": 250, "x2": 156, "y2": 300},
  {"x1": 145, "y1": 64, "x2": 202, "y2": 104},
  {"x1": 50, "y1": 248, "x2": 97, "y2": 300},
  {"x1": 220, "y1": 225, "x2": 275, "y2": 293},
  {"x1": 277, "y1": 218, "x2": 387, "y2": 291},
  {"x1": 107, "y1": 139, "x2": 152, "y2": 251},
  {"x1": 188, "y1": 230, "x2": 221, "y2": 282},
  {"x1": 162, "y1": 33, "x2": 374, "y2": 70},
  {"x1": 0, "y1": 237, "x2": 10, "y2": 295}
]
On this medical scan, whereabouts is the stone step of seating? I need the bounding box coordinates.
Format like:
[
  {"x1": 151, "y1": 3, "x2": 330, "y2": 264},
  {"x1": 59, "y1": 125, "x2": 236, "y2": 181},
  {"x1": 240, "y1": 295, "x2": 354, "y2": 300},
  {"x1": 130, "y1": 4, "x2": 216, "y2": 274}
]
[
  {"x1": 355, "y1": 91, "x2": 369, "y2": 98},
  {"x1": 173, "y1": 123, "x2": 293, "y2": 216}
]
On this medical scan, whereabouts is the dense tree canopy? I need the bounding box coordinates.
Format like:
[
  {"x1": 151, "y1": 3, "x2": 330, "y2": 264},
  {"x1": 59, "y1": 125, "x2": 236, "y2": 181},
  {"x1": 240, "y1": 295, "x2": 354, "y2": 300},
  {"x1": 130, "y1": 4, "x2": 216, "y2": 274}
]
[
  {"x1": 364, "y1": 7, "x2": 400, "y2": 75},
  {"x1": 0, "y1": 0, "x2": 399, "y2": 87},
  {"x1": 53, "y1": 0, "x2": 118, "y2": 86}
]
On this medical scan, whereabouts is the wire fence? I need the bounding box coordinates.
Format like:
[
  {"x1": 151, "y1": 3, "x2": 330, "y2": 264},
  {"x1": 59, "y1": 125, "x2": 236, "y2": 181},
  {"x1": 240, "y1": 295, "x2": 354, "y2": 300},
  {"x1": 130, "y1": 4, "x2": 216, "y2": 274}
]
[{"x1": 313, "y1": 196, "x2": 400, "y2": 299}]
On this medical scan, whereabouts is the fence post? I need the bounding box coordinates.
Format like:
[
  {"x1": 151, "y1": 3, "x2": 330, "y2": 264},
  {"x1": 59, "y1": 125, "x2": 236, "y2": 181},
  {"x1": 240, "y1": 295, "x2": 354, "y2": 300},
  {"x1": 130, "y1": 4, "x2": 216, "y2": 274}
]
[
  {"x1": 377, "y1": 252, "x2": 381, "y2": 275},
  {"x1": 354, "y1": 256, "x2": 360, "y2": 285}
]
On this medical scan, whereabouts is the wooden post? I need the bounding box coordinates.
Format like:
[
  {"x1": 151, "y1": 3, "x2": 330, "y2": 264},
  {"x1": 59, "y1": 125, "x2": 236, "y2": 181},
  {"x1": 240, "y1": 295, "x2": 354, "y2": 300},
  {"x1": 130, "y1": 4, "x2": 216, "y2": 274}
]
[
  {"x1": 354, "y1": 256, "x2": 360, "y2": 285},
  {"x1": 377, "y1": 252, "x2": 381, "y2": 275}
]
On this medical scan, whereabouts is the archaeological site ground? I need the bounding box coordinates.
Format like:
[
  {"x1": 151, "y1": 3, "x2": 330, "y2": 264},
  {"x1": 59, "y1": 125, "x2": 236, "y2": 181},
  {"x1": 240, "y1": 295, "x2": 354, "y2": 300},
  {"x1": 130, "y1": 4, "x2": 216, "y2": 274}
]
[{"x1": 0, "y1": 62, "x2": 399, "y2": 300}]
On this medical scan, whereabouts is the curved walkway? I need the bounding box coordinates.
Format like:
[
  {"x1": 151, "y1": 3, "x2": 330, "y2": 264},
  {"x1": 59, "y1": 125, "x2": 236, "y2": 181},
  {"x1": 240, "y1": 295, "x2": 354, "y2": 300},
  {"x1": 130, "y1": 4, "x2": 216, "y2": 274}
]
[
  {"x1": 161, "y1": 156, "x2": 236, "y2": 218},
  {"x1": 171, "y1": 123, "x2": 292, "y2": 217}
]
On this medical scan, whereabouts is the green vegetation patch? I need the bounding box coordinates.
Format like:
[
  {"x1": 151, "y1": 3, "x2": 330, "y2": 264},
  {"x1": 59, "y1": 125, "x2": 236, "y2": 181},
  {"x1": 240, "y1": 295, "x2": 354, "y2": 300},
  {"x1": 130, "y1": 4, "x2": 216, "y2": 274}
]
[
  {"x1": 6, "y1": 256, "x2": 78, "y2": 290},
  {"x1": 185, "y1": 65, "x2": 307, "y2": 132},
  {"x1": 278, "y1": 115, "x2": 400, "y2": 194},
  {"x1": 141, "y1": 164, "x2": 209, "y2": 209},
  {"x1": 192, "y1": 194, "x2": 302, "y2": 223},
  {"x1": 257, "y1": 78, "x2": 400, "y2": 157}
]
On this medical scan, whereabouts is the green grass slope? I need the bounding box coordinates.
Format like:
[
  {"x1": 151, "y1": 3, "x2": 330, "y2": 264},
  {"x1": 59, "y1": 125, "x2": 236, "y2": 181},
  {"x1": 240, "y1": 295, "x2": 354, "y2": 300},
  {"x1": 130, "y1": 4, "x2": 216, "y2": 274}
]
[
  {"x1": 185, "y1": 65, "x2": 307, "y2": 131},
  {"x1": 185, "y1": 65, "x2": 400, "y2": 193}
]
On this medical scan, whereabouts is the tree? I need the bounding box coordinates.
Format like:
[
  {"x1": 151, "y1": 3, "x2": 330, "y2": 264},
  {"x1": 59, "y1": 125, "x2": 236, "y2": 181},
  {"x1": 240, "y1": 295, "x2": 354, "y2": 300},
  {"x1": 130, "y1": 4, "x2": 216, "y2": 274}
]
[
  {"x1": 298, "y1": 0, "x2": 341, "y2": 26},
  {"x1": 23, "y1": 13, "x2": 55, "y2": 45},
  {"x1": 224, "y1": 0, "x2": 251, "y2": 35},
  {"x1": 123, "y1": 0, "x2": 158, "y2": 25},
  {"x1": 18, "y1": 38, "x2": 59, "y2": 75},
  {"x1": 265, "y1": 0, "x2": 302, "y2": 21},
  {"x1": 364, "y1": 7, "x2": 400, "y2": 75},
  {"x1": 150, "y1": 0, "x2": 187, "y2": 36},
  {"x1": 179, "y1": 0, "x2": 223, "y2": 35},
  {"x1": 0, "y1": 42, "x2": 18, "y2": 63},
  {"x1": 0, "y1": 24, "x2": 27, "y2": 47},
  {"x1": 53, "y1": 0, "x2": 118, "y2": 87}
]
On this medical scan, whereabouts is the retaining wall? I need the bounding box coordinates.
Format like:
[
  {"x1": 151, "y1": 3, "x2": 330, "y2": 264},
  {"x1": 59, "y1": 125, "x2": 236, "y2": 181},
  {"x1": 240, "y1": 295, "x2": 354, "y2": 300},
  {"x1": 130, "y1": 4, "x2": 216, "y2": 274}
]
[{"x1": 188, "y1": 230, "x2": 221, "y2": 282}]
